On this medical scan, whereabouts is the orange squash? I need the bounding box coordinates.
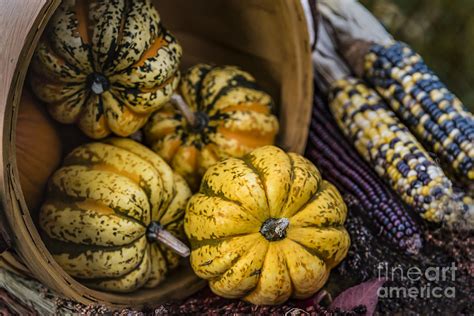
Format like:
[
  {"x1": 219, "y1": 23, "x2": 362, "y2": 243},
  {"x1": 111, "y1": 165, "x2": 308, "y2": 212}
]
[
  {"x1": 16, "y1": 91, "x2": 62, "y2": 211},
  {"x1": 144, "y1": 64, "x2": 279, "y2": 190}
]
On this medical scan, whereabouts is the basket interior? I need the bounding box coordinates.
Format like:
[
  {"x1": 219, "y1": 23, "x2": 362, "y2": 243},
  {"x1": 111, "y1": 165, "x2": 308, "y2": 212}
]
[{"x1": 12, "y1": 0, "x2": 312, "y2": 307}]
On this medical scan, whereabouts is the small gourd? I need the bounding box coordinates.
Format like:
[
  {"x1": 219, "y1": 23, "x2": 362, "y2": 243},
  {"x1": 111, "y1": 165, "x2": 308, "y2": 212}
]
[
  {"x1": 39, "y1": 138, "x2": 191, "y2": 292},
  {"x1": 185, "y1": 146, "x2": 350, "y2": 305},
  {"x1": 16, "y1": 90, "x2": 62, "y2": 211},
  {"x1": 144, "y1": 64, "x2": 279, "y2": 190},
  {"x1": 30, "y1": 0, "x2": 182, "y2": 139}
]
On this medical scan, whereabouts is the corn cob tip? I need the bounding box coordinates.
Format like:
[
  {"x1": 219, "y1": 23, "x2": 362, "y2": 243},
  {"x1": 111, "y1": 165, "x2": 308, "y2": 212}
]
[
  {"x1": 404, "y1": 234, "x2": 423, "y2": 256},
  {"x1": 440, "y1": 195, "x2": 474, "y2": 231},
  {"x1": 342, "y1": 192, "x2": 423, "y2": 256}
]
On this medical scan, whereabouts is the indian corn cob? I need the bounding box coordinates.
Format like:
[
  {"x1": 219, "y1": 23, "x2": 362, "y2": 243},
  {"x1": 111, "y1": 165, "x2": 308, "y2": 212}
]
[
  {"x1": 364, "y1": 42, "x2": 474, "y2": 185},
  {"x1": 312, "y1": 15, "x2": 471, "y2": 228},
  {"x1": 306, "y1": 93, "x2": 423, "y2": 254},
  {"x1": 316, "y1": 0, "x2": 473, "y2": 186},
  {"x1": 329, "y1": 78, "x2": 461, "y2": 224}
]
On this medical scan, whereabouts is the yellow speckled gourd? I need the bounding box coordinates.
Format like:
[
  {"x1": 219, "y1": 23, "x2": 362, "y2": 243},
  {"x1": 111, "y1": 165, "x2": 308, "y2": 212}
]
[
  {"x1": 144, "y1": 64, "x2": 279, "y2": 190},
  {"x1": 39, "y1": 138, "x2": 191, "y2": 293},
  {"x1": 30, "y1": 0, "x2": 182, "y2": 139},
  {"x1": 185, "y1": 146, "x2": 350, "y2": 305}
]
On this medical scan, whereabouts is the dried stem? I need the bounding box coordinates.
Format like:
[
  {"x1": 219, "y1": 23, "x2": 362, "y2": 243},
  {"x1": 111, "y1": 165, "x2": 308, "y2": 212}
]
[
  {"x1": 171, "y1": 94, "x2": 197, "y2": 127},
  {"x1": 146, "y1": 222, "x2": 190, "y2": 257},
  {"x1": 260, "y1": 218, "x2": 290, "y2": 241}
]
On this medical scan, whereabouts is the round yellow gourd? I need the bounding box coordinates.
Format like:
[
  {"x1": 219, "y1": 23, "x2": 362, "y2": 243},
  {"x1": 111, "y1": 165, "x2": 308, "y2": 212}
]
[
  {"x1": 39, "y1": 138, "x2": 191, "y2": 292},
  {"x1": 145, "y1": 64, "x2": 279, "y2": 190},
  {"x1": 184, "y1": 146, "x2": 350, "y2": 305},
  {"x1": 29, "y1": 0, "x2": 182, "y2": 139}
]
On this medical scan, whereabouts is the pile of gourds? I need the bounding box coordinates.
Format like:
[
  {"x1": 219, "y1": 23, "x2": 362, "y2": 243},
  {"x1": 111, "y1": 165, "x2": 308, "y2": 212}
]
[{"x1": 18, "y1": 0, "x2": 350, "y2": 306}]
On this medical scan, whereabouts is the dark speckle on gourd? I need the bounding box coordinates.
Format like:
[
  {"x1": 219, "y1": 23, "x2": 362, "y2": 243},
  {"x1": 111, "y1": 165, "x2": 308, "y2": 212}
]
[{"x1": 185, "y1": 146, "x2": 350, "y2": 305}]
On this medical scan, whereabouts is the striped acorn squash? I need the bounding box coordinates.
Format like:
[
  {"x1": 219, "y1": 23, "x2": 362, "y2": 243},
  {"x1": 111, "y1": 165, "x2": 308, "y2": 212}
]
[
  {"x1": 30, "y1": 0, "x2": 182, "y2": 139},
  {"x1": 39, "y1": 138, "x2": 191, "y2": 292},
  {"x1": 185, "y1": 146, "x2": 350, "y2": 305},
  {"x1": 144, "y1": 64, "x2": 279, "y2": 190}
]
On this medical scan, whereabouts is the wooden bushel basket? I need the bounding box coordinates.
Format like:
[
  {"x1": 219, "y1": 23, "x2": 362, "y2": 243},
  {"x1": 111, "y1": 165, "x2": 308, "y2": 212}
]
[{"x1": 0, "y1": 0, "x2": 314, "y2": 309}]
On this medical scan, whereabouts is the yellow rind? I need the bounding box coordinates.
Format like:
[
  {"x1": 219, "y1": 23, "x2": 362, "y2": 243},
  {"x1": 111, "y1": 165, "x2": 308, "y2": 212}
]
[
  {"x1": 185, "y1": 146, "x2": 350, "y2": 305},
  {"x1": 40, "y1": 139, "x2": 191, "y2": 292}
]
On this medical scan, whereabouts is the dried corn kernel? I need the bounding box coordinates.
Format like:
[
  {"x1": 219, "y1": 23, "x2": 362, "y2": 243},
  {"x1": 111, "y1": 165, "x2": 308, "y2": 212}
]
[
  {"x1": 364, "y1": 42, "x2": 474, "y2": 185},
  {"x1": 329, "y1": 78, "x2": 458, "y2": 223}
]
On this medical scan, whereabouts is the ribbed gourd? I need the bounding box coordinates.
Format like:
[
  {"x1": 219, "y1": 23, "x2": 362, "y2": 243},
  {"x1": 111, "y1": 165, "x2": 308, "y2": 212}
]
[
  {"x1": 144, "y1": 64, "x2": 279, "y2": 190},
  {"x1": 185, "y1": 146, "x2": 350, "y2": 305},
  {"x1": 30, "y1": 0, "x2": 182, "y2": 139},
  {"x1": 364, "y1": 42, "x2": 474, "y2": 186},
  {"x1": 329, "y1": 78, "x2": 461, "y2": 224},
  {"x1": 39, "y1": 138, "x2": 191, "y2": 292},
  {"x1": 306, "y1": 93, "x2": 422, "y2": 255}
]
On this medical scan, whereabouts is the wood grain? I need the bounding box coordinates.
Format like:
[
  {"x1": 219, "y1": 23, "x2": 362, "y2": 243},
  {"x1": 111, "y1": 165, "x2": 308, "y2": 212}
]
[{"x1": 0, "y1": 0, "x2": 53, "y2": 253}]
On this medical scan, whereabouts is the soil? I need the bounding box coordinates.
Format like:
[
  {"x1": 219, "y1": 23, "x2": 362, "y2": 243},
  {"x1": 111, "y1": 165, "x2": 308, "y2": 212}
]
[{"x1": 326, "y1": 212, "x2": 474, "y2": 315}]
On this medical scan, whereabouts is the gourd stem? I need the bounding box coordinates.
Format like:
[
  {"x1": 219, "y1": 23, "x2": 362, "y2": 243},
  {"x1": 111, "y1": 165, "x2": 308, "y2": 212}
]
[
  {"x1": 86, "y1": 72, "x2": 110, "y2": 95},
  {"x1": 260, "y1": 218, "x2": 290, "y2": 241},
  {"x1": 146, "y1": 221, "x2": 190, "y2": 257},
  {"x1": 171, "y1": 94, "x2": 197, "y2": 127}
]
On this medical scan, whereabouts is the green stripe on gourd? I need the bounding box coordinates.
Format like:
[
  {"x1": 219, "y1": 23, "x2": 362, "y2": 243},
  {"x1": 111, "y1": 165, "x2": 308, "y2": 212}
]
[
  {"x1": 39, "y1": 138, "x2": 191, "y2": 292},
  {"x1": 145, "y1": 64, "x2": 279, "y2": 191},
  {"x1": 30, "y1": 0, "x2": 182, "y2": 139}
]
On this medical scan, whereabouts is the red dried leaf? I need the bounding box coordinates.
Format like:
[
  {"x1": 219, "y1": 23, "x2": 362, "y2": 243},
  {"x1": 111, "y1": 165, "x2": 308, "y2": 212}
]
[{"x1": 330, "y1": 278, "x2": 387, "y2": 316}]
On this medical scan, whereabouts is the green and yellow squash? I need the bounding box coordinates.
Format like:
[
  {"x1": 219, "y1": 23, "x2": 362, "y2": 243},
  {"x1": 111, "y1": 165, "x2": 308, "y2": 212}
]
[
  {"x1": 185, "y1": 146, "x2": 350, "y2": 305},
  {"x1": 30, "y1": 0, "x2": 182, "y2": 139},
  {"x1": 39, "y1": 138, "x2": 191, "y2": 292},
  {"x1": 144, "y1": 64, "x2": 279, "y2": 190}
]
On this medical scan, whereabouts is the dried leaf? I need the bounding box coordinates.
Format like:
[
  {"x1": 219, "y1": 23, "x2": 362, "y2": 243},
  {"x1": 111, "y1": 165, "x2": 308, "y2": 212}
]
[
  {"x1": 330, "y1": 278, "x2": 387, "y2": 316},
  {"x1": 294, "y1": 290, "x2": 331, "y2": 308}
]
